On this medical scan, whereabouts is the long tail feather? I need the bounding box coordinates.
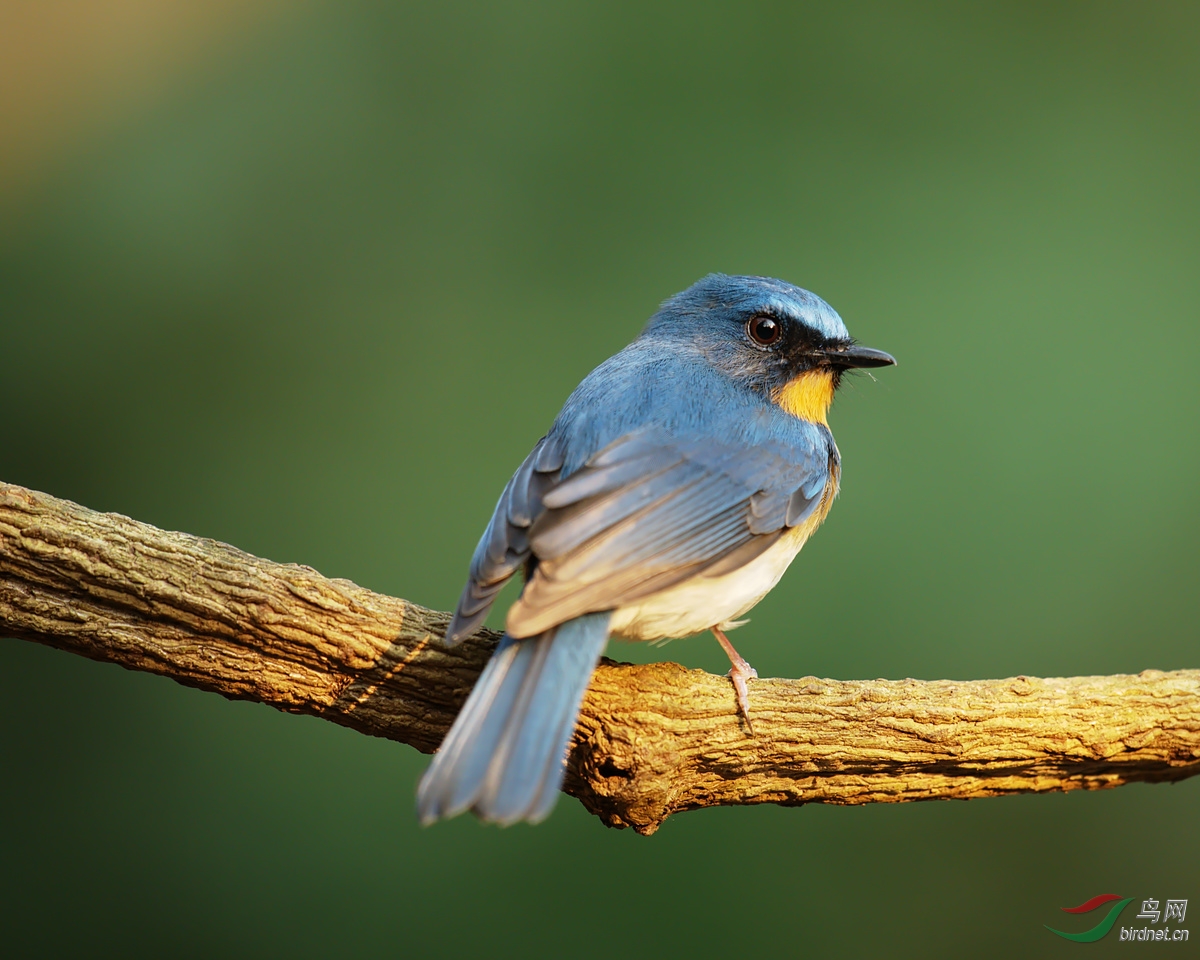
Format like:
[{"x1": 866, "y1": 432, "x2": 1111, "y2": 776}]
[{"x1": 417, "y1": 612, "x2": 611, "y2": 826}]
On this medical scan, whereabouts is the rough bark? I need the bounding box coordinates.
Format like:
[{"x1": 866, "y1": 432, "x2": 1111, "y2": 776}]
[{"x1": 1, "y1": 481, "x2": 1197, "y2": 835}]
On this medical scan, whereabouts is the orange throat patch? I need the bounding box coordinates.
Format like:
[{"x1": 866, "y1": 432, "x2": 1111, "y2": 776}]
[{"x1": 773, "y1": 370, "x2": 836, "y2": 424}]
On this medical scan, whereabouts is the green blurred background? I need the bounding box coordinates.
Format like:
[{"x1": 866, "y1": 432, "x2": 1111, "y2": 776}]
[{"x1": 2, "y1": 2, "x2": 1197, "y2": 957}]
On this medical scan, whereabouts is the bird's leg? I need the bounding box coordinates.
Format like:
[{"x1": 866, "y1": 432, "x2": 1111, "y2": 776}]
[{"x1": 711, "y1": 625, "x2": 758, "y2": 733}]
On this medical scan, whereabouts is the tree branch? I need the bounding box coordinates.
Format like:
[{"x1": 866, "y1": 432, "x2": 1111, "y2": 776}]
[{"x1": 1, "y1": 481, "x2": 1197, "y2": 835}]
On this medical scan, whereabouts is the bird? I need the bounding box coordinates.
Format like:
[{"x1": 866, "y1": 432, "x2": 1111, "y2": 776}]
[{"x1": 417, "y1": 273, "x2": 895, "y2": 826}]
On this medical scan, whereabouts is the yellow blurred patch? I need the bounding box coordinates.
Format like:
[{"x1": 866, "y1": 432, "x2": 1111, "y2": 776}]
[{"x1": 774, "y1": 370, "x2": 835, "y2": 425}]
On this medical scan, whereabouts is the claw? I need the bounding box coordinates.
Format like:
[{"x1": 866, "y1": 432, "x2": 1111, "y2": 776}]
[{"x1": 711, "y1": 625, "x2": 758, "y2": 733}]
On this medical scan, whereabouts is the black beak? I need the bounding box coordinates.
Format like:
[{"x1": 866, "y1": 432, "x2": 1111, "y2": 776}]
[{"x1": 821, "y1": 344, "x2": 897, "y2": 369}]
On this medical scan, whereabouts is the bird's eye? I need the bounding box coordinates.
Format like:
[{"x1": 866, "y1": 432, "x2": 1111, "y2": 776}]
[{"x1": 746, "y1": 315, "x2": 781, "y2": 346}]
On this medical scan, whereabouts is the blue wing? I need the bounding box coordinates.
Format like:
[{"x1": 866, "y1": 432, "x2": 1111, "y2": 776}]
[
  {"x1": 505, "y1": 426, "x2": 833, "y2": 636},
  {"x1": 446, "y1": 417, "x2": 833, "y2": 644}
]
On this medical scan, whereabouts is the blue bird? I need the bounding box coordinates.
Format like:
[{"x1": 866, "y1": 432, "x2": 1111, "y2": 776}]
[{"x1": 417, "y1": 274, "x2": 895, "y2": 825}]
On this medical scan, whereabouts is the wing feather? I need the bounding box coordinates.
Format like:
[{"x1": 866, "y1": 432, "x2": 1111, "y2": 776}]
[
  {"x1": 448, "y1": 420, "x2": 833, "y2": 645},
  {"x1": 445, "y1": 434, "x2": 565, "y2": 644},
  {"x1": 506, "y1": 426, "x2": 831, "y2": 637}
]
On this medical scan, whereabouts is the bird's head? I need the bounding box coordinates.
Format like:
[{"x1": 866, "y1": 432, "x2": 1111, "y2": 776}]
[{"x1": 642, "y1": 274, "x2": 895, "y2": 425}]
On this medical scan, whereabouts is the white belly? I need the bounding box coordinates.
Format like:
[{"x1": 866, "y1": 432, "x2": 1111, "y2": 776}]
[{"x1": 607, "y1": 526, "x2": 813, "y2": 642}]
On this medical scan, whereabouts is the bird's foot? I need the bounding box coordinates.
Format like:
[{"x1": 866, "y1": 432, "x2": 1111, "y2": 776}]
[
  {"x1": 711, "y1": 625, "x2": 758, "y2": 734},
  {"x1": 725, "y1": 659, "x2": 759, "y2": 734}
]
